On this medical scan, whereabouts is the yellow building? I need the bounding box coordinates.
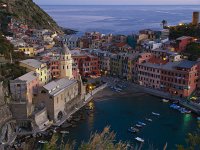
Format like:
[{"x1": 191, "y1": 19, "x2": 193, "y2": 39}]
[
  {"x1": 19, "y1": 59, "x2": 50, "y2": 85},
  {"x1": 18, "y1": 47, "x2": 36, "y2": 57}
]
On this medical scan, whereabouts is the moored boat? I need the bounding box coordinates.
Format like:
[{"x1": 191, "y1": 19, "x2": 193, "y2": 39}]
[
  {"x1": 162, "y1": 99, "x2": 169, "y2": 103},
  {"x1": 135, "y1": 124, "x2": 142, "y2": 128},
  {"x1": 38, "y1": 140, "x2": 48, "y2": 144},
  {"x1": 128, "y1": 128, "x2": 136, "y2": 133},
  {"x1": 138, "y1": 121, "x2": 146, "y2": 126},
  {"x1": 135, "y1": 137, "x2": 144, "y2": 142},
  {"x1": 152, "y1": 112, "x2": 160, "y2": 116},
  {"x1": 60, "y1": 130, "x2": 69, "y2": 134},
  {"x1": 145, "y1": 118, "x2": 152, "y2": 122},
  {"x1": 131, "y1": 127, "x2": 139, "y2": 132}
]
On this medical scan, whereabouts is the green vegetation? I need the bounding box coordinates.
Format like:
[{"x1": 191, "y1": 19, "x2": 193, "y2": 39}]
[
  {"x1": 184, "y1": 42, "x2": 200, "y2": 61},
  {"x1": 177, "y1": 121, "x2": 200, "y2": 150},
  {"x1": 0, "y1": 32, "x2": 27, "y2": 60},
  {"x1": 169, "y1": 24, "x2": 200, "y2": 40},
  {"x1": 0, "y1": 0, "x2": 63, "y2": 33},
  {"x1": 0, "y1": 63, "x2": 27, "y2": 87},
  {"x1": 43, "y1": 127, "x2": 130, "y2": 150},
  {"x1": 0, "y1": 32, "x2": 13, "y2": 59}
]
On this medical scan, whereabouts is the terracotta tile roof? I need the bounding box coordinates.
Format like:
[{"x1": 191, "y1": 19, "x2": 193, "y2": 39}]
[{"x1": 115, "y1": 42, "x2": 126, "y2": 47}]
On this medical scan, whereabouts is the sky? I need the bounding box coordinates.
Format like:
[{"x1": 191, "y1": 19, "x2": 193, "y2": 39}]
[{"x1": 33, "y1": 0, "x2": 200, "y2": 5}]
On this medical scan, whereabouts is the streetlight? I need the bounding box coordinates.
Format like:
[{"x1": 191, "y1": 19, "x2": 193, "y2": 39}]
[{"x1": 89, "y1": 85, "x2": 93, "y2": 96}]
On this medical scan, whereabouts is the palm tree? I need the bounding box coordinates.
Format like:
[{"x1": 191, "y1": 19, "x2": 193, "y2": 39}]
[{"x1": 161, "y1": 20, "x2": 168, "y2": 29}]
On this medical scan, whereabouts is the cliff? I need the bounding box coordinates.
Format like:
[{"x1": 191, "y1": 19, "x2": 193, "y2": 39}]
[{"x1": 0, "y1": 0, "x2": 63, "y2": 33}]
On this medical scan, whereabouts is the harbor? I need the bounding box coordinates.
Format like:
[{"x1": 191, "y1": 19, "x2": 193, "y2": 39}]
[{"x1": 39, "y1": 89, "x2": 199, "y2": 150}]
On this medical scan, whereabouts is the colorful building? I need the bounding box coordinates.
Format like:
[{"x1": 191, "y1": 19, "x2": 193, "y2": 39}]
[
  {"x1": 160, "y1": 60, "x2": 199, "y2": 97},
  {"x1": 10, "y1": 71, "x2": 40, "y2": 119},
  {"x1": 172, "y1": 36, "x2": 193, "y2": 52},
  {"x1": 71, "y1": 50, "x2": 100, "y2": 77},
  {"x1": 18, "y1": 46, "x2": 44, "y2": 57},
  {"x1": 35, "y1": 78, "x2": 85, "y2": 123},
  {"x1": 20, "y1": 59, "x2": 50, "y2": 85}
]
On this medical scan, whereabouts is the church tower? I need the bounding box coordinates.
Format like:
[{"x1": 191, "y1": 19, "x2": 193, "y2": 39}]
[{"x1": 60, "y1": 44, "x2": 73, "y2": 79}]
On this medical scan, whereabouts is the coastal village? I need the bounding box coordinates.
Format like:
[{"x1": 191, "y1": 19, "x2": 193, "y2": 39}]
[{"x1": 0, "y1": 1, "x2": 200, "y2": 148}]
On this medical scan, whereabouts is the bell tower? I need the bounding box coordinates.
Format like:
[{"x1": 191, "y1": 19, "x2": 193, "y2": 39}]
[{"x1": 60, "y1": 44, "x2": 73, "y2": 79}]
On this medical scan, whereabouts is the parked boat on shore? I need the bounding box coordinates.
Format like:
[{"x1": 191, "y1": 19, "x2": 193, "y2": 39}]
[
  {"x1": 170, "y1": 104, "x2": 191, "y2": 114},
  {"x1": 135, "y1": 137, "x2": 144, "y2": 143},
  {"x1": 170, "y1": 104, "x2": 180, "y2": 109}
]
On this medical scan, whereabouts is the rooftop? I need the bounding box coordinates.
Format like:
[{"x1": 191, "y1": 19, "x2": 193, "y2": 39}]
[
  {"x1": 20, "y1": 59, "x2": 43, "y2": 69},
  {"x1": 162, "y1": 60, "x2": 197, "y2": 70},
  {"x1": 176, "y1": 60, "x2": 197, "y2": 69},
  {"x1": 15, "y1": 71, "x2": 38, "y2": 83},
  {"x1": 176, "y1": 36, "x2": 193, "y2": 40},
  {"x1": 140, "y1": 62, "x2": 163, "y2": 69},
  {"x1": 43, "y1": 78, "x2": 77, "y2": 96}
]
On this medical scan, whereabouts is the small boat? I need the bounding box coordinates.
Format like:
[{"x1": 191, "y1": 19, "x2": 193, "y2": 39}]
[
  {"x1": 128, "y1": 128, "x2": 136, "y2": 133},
  {"x1": 38, "y1": 140, "x2": 48, "y2": 144},
  {"x1": 60, "y1": 130, "x2": 69, "y2": 134},
  {"x1": 135, "y1": 124, "x2": 142, "y2": 128},
  {"x1": 145, "y1": 118, "x2": 152, "y2": 122},
  {"x1": 197, "y1": 117, "x2": 200, "y2": 121},
  {"x1": 152, "y1": 112, "x2": 160, "y2": 116},
  {"x1": 131, "y1": 127, "x2": 139, "y2": 132},
  {"x1": 138, "y1": 121, "x2": 146, "y2": 126},
  {"x1": 185, "y1": 110, "x2": 191, "y2": 114},
  {"x1": 173, "y1": 101, "x2": 179, "y2": 104},
  {"x1": 162, "y1": 99, "x2": 169, "y2": 103},
  {"x1": 180, "y1": 108, "x2": 191, "y2": 114},
  {"x1": 135, "y1": 137, "x2": 144, "y2": 143},
  {"x1": 170, "y1": 104, "x2": 180, "y2": 109}
]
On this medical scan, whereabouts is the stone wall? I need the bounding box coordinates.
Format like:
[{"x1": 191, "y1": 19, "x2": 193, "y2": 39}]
[{"x1": 33, "y1": 107, "x2": 50, "y2": 130}]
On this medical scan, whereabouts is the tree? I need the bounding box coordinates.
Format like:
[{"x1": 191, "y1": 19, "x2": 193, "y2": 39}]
[
  {"x1": 43, "y1": 133, "x2": 58, "y2": 150},
  {"x1": 42, "y1": 127, "x2": 135, "y2": 150},
  {"x1": 185, "y1": 42, "x2": 200, "y2": 61},
  {"x1": 177, "y1": 121, "x2": 200, "y2": 150},
  {"x1": 161, "y1": 20, "x2": 168, "y2": 29},
  {"x1": 79, "y1": 127, "x2": 128, "y2": 150}
]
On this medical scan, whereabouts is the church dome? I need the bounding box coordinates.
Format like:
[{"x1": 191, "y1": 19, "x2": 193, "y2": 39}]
[{"x1": 61, "y1": 44, "x2": 71, "y2": 55}]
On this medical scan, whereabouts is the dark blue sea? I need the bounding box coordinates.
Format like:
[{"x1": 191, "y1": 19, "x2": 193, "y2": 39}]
[{"x1": 41, "y1": 5, "x2": 200, "y2": 35}]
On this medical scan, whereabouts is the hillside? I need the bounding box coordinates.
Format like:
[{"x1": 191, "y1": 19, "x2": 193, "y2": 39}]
[{"x1": 0, "y1": 0, "x2": 63, "y2": 33}]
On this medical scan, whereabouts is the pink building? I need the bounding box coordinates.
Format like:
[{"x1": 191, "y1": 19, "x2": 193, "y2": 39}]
[
  {"x1": 10, "y1": 71, "x2": 40, "y2": 119},
  {"x1": 137, "y1": 63, "x2": 161, "y2": 89},
  {"x1": 10, "y1": 71, "x2": 39, "y2": 103},
  {"x1": 160, "y1": 60, "x2": 199, "y2": 97},
  {"x1": 173, "y1": 36, "x2": 193, "y2": 52}
]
